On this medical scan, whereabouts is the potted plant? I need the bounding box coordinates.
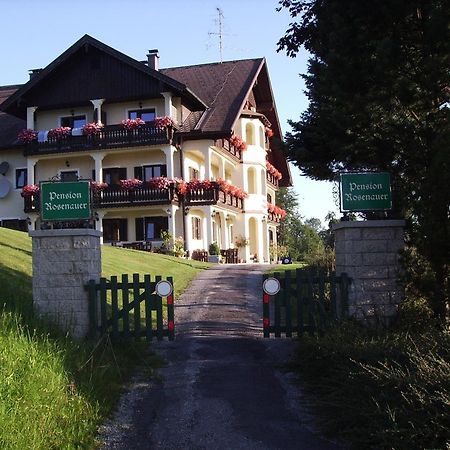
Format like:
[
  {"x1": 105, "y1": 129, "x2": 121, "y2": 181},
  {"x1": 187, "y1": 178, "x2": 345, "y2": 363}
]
[
  {"x1": 234, "y1": 235, "x2": 249, "y2": 263},
  {"x1": 208, "y1": 242, "x2": 221, "y2": 263}
]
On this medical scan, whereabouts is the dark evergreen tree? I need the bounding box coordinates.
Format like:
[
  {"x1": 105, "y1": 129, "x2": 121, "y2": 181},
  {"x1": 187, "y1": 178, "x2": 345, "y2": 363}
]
[{"x1": 277, "y1": 0, "x2": 450, "y2": 317}]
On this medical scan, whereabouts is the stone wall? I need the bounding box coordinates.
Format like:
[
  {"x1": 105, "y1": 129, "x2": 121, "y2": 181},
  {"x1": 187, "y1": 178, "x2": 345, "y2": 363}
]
[
  {"x1": 30, "y1": 229, "x2": 102, "y2": 338},
  {"x1": 333, "y1": 220, "x2": 405, "y2": 323}
]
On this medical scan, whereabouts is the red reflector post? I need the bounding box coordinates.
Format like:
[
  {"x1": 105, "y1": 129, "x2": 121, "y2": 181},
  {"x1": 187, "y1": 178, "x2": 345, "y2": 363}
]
[
  {"x1": 167, "y1": 295, "x2": 174, "y2": 305},
  {"x1": 263, "y1": 293, "x2": 269, "y2": 304},
  {"x1": 168, "y1": 321, "x2": 174, "y2": 331},
  {"x1": 263, "y1": 318, "x2": 270, "y2": 328}
]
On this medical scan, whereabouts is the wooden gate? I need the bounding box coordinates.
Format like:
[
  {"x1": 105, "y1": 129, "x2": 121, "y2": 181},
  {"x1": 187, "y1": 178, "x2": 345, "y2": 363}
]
[
  {"x1": 263, "y1": 269, "x2": 351, "y2": 337},
  {"x1": 86, "y1": 273, "x2": 175, "y2": 342}
]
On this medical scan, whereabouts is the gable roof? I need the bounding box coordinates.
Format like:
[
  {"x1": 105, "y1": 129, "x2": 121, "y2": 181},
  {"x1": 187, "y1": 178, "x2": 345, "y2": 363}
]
[
  {"x1": 1, "y1": 34, "x2": 206, "y2": 119},
  {"x1": 161, "y1": 58, "x2": 264, "y2": 134}
]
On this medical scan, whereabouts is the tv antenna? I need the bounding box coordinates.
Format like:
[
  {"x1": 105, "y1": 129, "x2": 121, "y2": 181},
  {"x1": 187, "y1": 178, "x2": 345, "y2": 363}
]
[{"x1": 208, "y1": 7, "x2": 225, "y2": 63}]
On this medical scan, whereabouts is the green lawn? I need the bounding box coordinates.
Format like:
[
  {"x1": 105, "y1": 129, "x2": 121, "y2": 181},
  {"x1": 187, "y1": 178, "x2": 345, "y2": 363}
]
[{"x1": 0, "y1": 228, "x2": 210, "y2": 450}]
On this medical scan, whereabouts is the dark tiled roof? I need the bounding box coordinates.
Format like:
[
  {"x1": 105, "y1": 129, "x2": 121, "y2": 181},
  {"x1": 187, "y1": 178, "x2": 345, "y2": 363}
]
[
  {"x1": 0, "y1": 85, "x2": 25, "y2": 149},
  {"x1": 161, "y1": 59, "x2": 264, "y2": 135}
]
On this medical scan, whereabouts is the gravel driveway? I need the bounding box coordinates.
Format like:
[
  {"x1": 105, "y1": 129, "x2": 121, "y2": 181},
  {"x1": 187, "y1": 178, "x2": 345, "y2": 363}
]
[{"x1": 99, "y1": 264, "x2": 343, "y2": 450}]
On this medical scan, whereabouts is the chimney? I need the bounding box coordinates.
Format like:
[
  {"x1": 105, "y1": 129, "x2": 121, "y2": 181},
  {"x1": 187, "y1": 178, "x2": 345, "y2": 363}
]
[
  {"x1": 147, "y1": 49, "x2": 160, "y2": 71},
  {"x1": 28, "y1": 68, "x2": 43, "y2": 80}
]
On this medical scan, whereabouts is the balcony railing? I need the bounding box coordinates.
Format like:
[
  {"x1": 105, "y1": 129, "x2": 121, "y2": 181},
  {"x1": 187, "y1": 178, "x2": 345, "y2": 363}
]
[
  {"x1": 213, "y1": 138, "x2": 243, "y2": 161},
  {"x1": 267, "y1": 210, "x2": 282, "y2": 223},
  {"x1": 93, "y1": 185, "x2": 178, "y2": 208},
  {"x1": 23, "y1": 185, "x2": 178, "y2": 213},
  {"x1": 266, "y1": 172, "x2": 280, "y2": 188},
  {"x1": 24, "y1": 124, "x2": 173, "y2": 156},
  {"x1": 185, "y1": 186, "x2": 244, "y2": 210}
]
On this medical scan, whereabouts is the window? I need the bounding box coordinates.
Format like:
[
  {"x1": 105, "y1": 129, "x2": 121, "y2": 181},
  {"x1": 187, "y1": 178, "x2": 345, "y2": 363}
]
[
  {"x1": 103, "y1": 168, "x2": 127, "y2": 186},
  {"x1": 134, "y1": 165, "x2": 167, "y2": 181},
  {"x1": 60, "y1": 170, "x2": 79, "y2": 182},
  {"x1": 135, "y1": 217, "x2": 168, "y2": 240},
  {"x1": 267, "y1": 193, "x2": 273, "y2": 204},
  {"x1": 61, "y1": 115, "x2": 86, "y2": 128},
  {"x1": 15, "y1": 168, "x2": 27, "y2": 189},
  {"x1": 128, "y1": 109, "x2": 155, "y2": 123},
  {"x1": 189, "y1": 167, "x2": 199, "y2": 181},
  {"x1": 192, "y1": 217, "x2": 201, "y2": 240},
  {"x1": 103, "y1": 219, "x2": 128, "y2": 243}
]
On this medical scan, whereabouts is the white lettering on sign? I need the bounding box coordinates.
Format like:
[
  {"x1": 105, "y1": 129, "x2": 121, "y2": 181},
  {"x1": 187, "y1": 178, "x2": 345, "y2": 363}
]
[
  {"x1": 49, "y1": 191, "x2": 82, "y2": 201},
  {"x1": 44, "y1": 202, "x2": 88, "y2": 211},
  {"x1": 345, "y1": 193, "x2": 388, "y2": 201},
  {"x1": 349, "y1": 182, "x2": 383, "y2": 192}
]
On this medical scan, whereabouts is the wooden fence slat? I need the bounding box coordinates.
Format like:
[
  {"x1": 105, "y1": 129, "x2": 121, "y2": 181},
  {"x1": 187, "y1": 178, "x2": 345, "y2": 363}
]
[
  {"x1": 155, "y1": 275, "x2": 163, "y2": 341},
  {"x1": 86, "y1": 279, "x2": 98, "y2": 338},
  {"x1": 122, "y1": 274, "x2": 130, "y2": 339},
  {"x1": 133, "y1": 273, "x2": 141, "y2": 340},
  {"x1": 100, "y1": 278, "x2": 108, "y2": 334},
  {"x1": 144, "y1": 274, "x2": 153, "y2": 341},
  {"x1": 296, "y1": 268, "x2": 304, "y2": 336},
  {"x1": 274, "y1": 273, "x2": 281, "y2": 338},
  {"x1": 110, "y1": 276, "x2": 119, "y2": 341},
  {"x1": 262, "y1": 273, "x2": 270, "y2": 338},
  {"x1": 306, "y1": 269, "x2": 315, "y2": 335},
  {"x1": 285, "y1": 270, "x2": 292, "y2": 337},
  {"x1": 167, "y1": 276, "x2": 175, "y2": 341}
]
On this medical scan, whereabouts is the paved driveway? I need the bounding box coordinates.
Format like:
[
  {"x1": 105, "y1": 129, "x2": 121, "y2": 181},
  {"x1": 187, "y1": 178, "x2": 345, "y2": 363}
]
[{"x1": 99, "y1": 265, "x2": 343, "y2": 450}]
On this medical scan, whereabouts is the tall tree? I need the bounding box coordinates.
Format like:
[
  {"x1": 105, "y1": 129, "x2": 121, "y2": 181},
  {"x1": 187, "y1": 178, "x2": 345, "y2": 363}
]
[{"x1": 277, "y1": 0, "x2": 450, "y2": 317}]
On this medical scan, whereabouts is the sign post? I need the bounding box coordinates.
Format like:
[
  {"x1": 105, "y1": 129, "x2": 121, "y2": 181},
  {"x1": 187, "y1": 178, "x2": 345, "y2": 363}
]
[
  {"x1": 340, "y1": 172, "x2": 392, "y2": 212},
  {"x1": 40, "y1": 181, "x2": 91, "y2": 221}
]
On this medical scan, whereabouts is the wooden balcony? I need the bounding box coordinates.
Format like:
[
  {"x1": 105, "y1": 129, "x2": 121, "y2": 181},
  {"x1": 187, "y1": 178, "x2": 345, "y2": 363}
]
[
  {"x1": 23, "y1": 185, "x2": 178, "y2": 213},
  {"x1": 24, "y1": 124, "x2": 173, "y2": 156},
  {"x1": 185, "y1": 186, "x2": 244, "y2": 210},
  {"x1": 266, "y1": 172, "x2": 279, "y2": 188},
  {"x1": 267, "y1": 210, "x2": 282, "y2": 223},
  {"x1": 213, "y1": 138, "x2": 242, "y2": 161}
]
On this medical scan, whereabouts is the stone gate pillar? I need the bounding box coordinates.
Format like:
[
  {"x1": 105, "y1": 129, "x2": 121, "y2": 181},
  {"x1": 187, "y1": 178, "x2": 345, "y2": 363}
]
[
  {"x1": 30, "y1": 229, "x2": 102, "y2": 338},
  {"x1": 333, "y1": 220, "x2": 406, "y2": 324}
]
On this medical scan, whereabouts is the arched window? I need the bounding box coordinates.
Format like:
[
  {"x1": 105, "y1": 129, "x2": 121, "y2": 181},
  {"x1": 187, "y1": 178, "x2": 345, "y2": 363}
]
[
  {"x1": 259, "y1": 126, "x2": 265, "y2": 147},
  {"x1": 245, "y1": 123, "x2": 255, "y2": 145},
  {"x1": 247, "y1": 167, "x2": 257, "y2": 194}
]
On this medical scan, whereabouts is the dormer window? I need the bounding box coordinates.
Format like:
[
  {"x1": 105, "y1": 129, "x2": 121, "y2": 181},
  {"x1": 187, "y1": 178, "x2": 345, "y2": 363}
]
[
  {"x1": 61, "y1": 115, "x2": 86, "y2": 128},
  {"x1": 129, "y1": 108, "x2": 155, "y2": 123}
]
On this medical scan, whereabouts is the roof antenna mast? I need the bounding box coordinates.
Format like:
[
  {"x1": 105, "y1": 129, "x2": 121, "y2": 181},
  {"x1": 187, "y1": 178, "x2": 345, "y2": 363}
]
[{"x1": 209, "y1": 7, "x2": 225, "y2": 63}]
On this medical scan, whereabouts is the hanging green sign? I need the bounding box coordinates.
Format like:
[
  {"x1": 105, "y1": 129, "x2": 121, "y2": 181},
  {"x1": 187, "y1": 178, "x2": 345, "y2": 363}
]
[
  {"x1": 40, "y1": 181, "x2": 91, "y2": 221},
  {"x1": 340, "y1": 172, "x2": 392, "y2": 212}
]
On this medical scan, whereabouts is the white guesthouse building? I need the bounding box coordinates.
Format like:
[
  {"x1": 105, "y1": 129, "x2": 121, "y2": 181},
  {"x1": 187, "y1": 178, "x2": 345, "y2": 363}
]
[{"x1": 0, "y1": 35, "x2": 291, "y2": 263}]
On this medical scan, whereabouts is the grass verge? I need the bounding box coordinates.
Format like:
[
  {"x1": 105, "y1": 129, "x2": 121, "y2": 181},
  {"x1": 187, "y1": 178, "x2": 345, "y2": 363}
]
[
  {"x1": 289, "y1": 306, "x2": 450, "y2": 449},
  {"x1": 0, "y1": 228, "x2": 208, "y2": 449}
]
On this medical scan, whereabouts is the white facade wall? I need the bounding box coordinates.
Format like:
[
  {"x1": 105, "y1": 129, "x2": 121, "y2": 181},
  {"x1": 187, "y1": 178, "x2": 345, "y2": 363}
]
[{"x1": 0, "y1": 149, "x2": 28, "y2": 220}]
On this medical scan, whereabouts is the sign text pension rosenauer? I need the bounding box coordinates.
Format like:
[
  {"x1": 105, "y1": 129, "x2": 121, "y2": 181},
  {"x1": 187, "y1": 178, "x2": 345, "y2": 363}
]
[
  {"x1": 40, "y1": 181, "x2": 91, "y2": 221},
  {"x1": 340, "y1": 172, "x2": 392, "y2": 212}
]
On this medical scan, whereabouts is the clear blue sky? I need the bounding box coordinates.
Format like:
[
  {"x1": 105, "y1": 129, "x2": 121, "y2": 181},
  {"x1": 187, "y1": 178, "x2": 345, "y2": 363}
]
[{"x1": 0, "y1": 0, "x2": 339, "y2": 224}]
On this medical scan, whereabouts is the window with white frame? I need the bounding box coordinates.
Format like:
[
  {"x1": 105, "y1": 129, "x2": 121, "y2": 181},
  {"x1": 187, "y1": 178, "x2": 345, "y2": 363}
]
[{"x1": 192, "y1": 217, "x2": 201, "y2": 240}]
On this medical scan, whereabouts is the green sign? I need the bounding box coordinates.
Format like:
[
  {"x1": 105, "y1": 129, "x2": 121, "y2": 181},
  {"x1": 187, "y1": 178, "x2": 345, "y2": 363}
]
[
  {"x1": 340, "y1": 172, "x2": 392, "y2": 212},
  {"x1": 41, "y1": 181, "x2": 91, "y2": 221}
]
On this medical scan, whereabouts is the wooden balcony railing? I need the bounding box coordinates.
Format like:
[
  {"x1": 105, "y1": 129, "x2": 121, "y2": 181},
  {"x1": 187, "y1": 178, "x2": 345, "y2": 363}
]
[
  {"x1": 185, "y1": 186, "x2": 244, "y2": 210},
  {"x1": 213, "y1": 138, "x2": 242, "y2": 161},
  {"x1": 267, "y1": 210, "x2": 282, "y2": 223},
  {"x1": 266, "y1": 172, "x2": 280, "y2": 188},
  {"x1": 23, "y1": 185, "x2": 178, "y2": 213},
  {"x1": 93, "y1": 185, "x2": 178, "y2": 208},
  {"x1": 24, "y1": 124, "x2": 173, "y2": 156}
]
